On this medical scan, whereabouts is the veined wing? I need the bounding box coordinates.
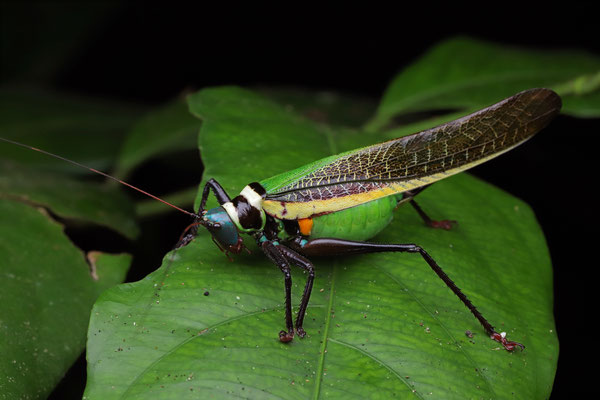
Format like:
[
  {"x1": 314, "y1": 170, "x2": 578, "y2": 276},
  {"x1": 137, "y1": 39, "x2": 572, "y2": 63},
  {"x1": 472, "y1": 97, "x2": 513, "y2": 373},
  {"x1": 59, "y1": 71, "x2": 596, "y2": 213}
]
[{"x1": 262, "y1": 88, "x2": 561, "y2": 220}]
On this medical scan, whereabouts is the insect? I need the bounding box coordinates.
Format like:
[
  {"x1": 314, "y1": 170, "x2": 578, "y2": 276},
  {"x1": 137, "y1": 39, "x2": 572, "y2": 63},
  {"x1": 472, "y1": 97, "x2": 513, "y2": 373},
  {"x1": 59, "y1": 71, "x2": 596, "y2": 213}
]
[{"x1": 1, "y1": 88, "x2": 561, "y2": 351}]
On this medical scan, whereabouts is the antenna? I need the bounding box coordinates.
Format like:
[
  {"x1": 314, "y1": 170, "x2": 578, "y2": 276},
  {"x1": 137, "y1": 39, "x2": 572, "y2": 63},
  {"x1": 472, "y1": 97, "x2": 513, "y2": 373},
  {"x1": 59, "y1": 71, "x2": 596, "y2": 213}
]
[{"x1": 1, "y1": 137, "x2": 197, "y2": 218}]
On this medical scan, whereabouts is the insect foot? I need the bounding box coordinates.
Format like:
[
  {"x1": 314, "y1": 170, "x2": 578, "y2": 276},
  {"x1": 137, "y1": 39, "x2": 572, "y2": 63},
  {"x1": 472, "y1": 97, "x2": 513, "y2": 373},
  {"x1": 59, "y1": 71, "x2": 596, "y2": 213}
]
[
  {"x1": 490, "y1": 331, "x2": 525, "y2": 351},
  {"x1": 427, "y1": 219, "x2": 457, "y2": 230},
  {"x1": 296, "y1": 327, "x2": 306, "y2": 338},
  {"x1": 279, "y1": 330, "x2": 294, "y2": 343}
]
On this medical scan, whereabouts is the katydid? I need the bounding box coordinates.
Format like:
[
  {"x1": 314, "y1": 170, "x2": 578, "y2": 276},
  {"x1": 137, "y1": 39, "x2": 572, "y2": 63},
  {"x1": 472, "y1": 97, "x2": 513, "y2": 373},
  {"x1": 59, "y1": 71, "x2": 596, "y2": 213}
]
[{"x1": 1, "y1": 88, "x2": 561, "y2": 351}]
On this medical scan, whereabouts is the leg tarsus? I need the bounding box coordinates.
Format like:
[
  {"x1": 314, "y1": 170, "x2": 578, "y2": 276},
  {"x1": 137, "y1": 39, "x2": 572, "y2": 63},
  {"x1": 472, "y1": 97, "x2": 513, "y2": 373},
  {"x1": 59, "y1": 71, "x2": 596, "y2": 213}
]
[
  {"x1": 426, "y1": 218, "x2": 457, "y2": 230},
  {"x1": 279, "y1": 330, "x2": 294, "y2": 343},
  {"x1": 490, "y1": 331, "x2": 525, "y2": 351}
]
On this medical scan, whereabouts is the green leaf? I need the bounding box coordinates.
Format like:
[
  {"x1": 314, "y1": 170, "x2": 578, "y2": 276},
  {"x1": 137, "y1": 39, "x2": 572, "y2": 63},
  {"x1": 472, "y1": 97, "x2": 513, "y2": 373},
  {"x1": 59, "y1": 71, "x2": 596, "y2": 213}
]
[
  {"x1": 135, "y1": 186, "x2": 198, "y2": 218},
  {"x1": 187, "y1": 86, "x2": 377, "y2": 211},
  {"x1": 259, "y1": 87, "x2": 377, "y2": 127},
  {"x1": 0, "y1": 87, "x2": 144, "y2": 173},
  {"x1": 85, "y1": 87, "x2": 557, "y2": 399},
  {"x1": 113, "y1": 98, "x2": 200, "y2": 179},
  {"x1": 0, "y1": 88, "x2": 143, "y2": 399},
  {"x1": 0, "y1": 161, "x2": 139, "y2": 240},
  {"x1": 189, "y1": 86, "x2": 335, "y2": 209},
  {"x1": 367, "y1": 36, "x2": 600, "y2": 131},
  {"x1": 0, "y1": 198, "x2": 131, "y2": 399}
]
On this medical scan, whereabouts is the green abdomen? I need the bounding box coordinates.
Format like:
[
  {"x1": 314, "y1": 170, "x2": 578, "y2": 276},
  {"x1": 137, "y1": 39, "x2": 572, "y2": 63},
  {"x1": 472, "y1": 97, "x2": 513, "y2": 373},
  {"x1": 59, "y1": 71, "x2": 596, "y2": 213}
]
[{"x1": 309, "y1": 196, "x2": 398, "y2": 241}]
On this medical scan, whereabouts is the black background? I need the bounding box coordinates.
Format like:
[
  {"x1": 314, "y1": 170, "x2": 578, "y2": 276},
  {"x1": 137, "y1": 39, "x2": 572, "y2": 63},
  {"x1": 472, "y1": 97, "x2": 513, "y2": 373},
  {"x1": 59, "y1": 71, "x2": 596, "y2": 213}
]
[{"x1": 2, "y1": 3, "x2": 598, "y2": 398}]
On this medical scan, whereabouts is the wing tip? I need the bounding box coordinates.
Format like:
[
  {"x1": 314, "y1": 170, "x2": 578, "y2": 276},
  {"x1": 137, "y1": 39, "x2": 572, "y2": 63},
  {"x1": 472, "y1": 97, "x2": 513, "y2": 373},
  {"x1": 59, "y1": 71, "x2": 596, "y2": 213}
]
[{"x1": 521, "y1": 87, "x2": 562, "y2": 114}]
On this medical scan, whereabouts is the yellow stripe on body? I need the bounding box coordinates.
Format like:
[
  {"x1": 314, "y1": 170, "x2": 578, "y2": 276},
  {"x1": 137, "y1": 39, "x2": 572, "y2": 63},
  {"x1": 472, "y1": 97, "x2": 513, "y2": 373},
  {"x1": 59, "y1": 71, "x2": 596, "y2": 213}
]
[
  {"x1": 264, "y1": 179, "x2": 428, "y2": 220},
  {"x1": 263, "y1": 139, "x2": 524, "y2": 220}
]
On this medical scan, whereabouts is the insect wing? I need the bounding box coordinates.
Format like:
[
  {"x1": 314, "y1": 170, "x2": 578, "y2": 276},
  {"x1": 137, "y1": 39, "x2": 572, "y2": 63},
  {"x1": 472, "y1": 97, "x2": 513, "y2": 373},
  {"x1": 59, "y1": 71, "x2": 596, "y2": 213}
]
[{"x1": 261, "y1": 88, "x2": 561, "y2": 220}]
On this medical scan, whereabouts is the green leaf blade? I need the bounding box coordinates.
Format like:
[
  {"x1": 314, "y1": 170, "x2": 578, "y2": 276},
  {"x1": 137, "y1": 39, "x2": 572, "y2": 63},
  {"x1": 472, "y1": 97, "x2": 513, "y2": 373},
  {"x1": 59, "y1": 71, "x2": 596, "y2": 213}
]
[
  {"x1": 368, "y1": 36, "x2": 600, "y2": 132},
  {"x1": 0, "y1": 161, "x2": 139, "y2": 239},
  {"x1": 188, "y1": 86, "x2": 337, "y2": 210},
  {"x1": 0, "y1": 199, "x2": 130, "y2": 399},
  {"x1": 114, "y1": 99, "x2": 200, "y2": 179},
  {"x1": 0, "y1": 88, "x2": 144, "y2": 173},
  {"x1": 85, "y1": 86, "x2": 557, "y2": 399}
]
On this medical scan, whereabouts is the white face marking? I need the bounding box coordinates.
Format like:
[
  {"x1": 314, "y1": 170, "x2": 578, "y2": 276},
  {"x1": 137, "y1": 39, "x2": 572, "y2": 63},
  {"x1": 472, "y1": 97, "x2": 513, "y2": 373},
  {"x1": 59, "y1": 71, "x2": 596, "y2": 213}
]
[
  {"x1": 221, "y1": 202, "x2": 240, "y2": 226},
  {"x1": 240, "y1": 185, "x2": 263, "y2": 209}
]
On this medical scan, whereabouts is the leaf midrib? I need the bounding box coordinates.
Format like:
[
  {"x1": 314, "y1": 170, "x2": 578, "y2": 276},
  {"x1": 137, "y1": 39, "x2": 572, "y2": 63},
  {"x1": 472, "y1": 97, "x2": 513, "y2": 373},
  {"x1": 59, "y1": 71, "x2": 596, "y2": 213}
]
[{"x1": 312, "y1": 259, "x2": 337, "y2": 400}]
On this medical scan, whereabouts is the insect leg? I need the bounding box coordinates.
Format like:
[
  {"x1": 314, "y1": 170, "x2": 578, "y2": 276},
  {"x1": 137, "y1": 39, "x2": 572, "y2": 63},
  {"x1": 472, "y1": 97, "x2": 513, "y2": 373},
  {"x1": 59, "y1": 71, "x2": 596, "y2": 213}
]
[
  {"x1": 200, "y1": 178, "x2": 232, "y2": 210},
  {"x1": 175, "y1": 219, "x2": 202, "y2": 248},
  {"x1": 289, "y1": 237, "x2": 523, "y2": 351},
  {"x1": 277, "y1": 245, "x2": 315, "y2": 338},
  {"x1": 402, "y1": 186, "x2": 456, "y2": 230},
  {"x1": 260, "y1": 240, "x2": 295, "y2": 342},
  {"x1": 408, "y1": 199, "x2": 456, "y2": 230}
]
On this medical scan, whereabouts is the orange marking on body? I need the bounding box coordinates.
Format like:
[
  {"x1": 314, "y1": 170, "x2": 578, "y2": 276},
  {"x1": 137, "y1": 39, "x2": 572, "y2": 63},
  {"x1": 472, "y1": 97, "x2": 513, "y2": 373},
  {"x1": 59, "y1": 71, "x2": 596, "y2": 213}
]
[{"x1": 298, "y1": 218, "x2": 313, "y2": 236}]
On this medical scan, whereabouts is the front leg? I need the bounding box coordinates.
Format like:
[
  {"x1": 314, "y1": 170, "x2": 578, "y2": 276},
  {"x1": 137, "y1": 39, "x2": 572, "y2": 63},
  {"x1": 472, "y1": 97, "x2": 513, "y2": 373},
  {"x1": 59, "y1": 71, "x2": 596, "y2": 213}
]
[
  {"x1": 200, "y1": 178, "x2": 232, "y2": 210},
  {"x1": 286, "y1": 237, "x2": 523, "y2": 351},
  {"x1": 259, "y1": 236, "x2": 316, "y2": 342},
  {"x1": 260, "y1": 239, "x2": 295, "y2": 342},
  {"x1": 277, "y1": 245, "x2": 315, "y2": 338}
]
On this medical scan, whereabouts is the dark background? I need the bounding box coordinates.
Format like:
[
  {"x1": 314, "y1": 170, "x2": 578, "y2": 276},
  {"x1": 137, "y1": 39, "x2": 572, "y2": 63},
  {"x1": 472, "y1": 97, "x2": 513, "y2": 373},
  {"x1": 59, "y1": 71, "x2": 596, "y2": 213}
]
[{"x1": 2, "y1": 3, "x2": 598, "y2": 398}]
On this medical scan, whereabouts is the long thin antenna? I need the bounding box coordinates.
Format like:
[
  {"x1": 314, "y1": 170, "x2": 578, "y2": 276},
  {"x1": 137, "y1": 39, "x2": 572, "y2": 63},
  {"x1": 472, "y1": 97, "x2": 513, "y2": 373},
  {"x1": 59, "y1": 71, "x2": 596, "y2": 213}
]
[{"x1": 1, "y1": 137, "x2": 197, "y2": 217}]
